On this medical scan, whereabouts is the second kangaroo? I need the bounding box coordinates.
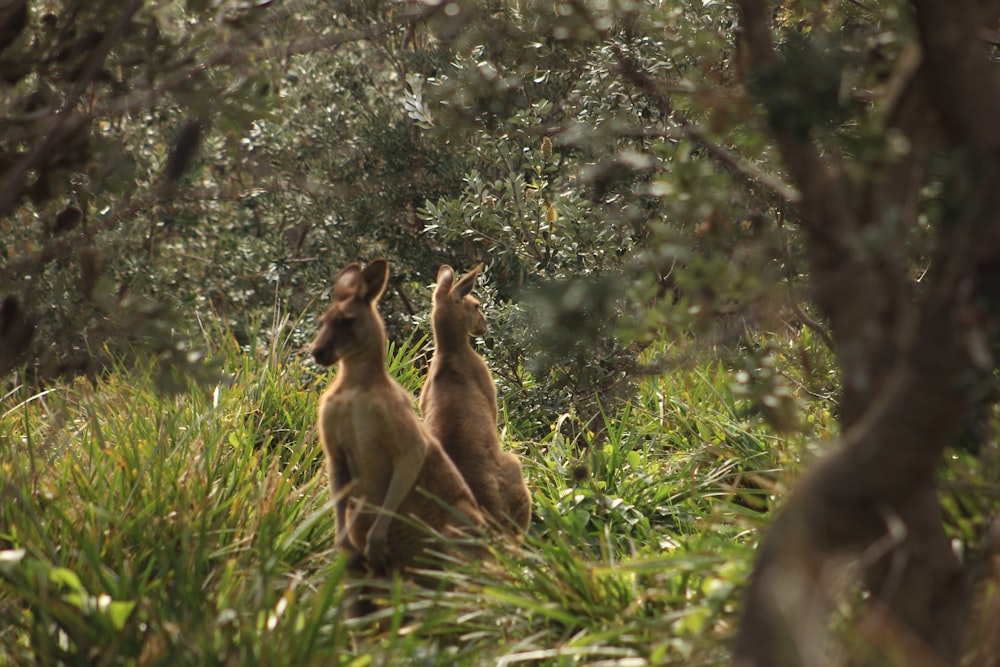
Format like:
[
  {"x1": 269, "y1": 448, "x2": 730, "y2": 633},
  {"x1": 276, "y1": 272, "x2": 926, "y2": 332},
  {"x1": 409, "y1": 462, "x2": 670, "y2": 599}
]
[
  {"x1": 420, "y1": 264, "x2": 531, "y2": 532},
  {"x1": 313, "y1": 259, "x2": 483, "y2": 574}
]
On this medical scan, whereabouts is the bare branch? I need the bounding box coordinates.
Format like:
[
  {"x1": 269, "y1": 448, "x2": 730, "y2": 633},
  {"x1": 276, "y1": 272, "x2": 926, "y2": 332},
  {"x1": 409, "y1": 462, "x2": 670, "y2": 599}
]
[
  {"x1": 790, "y1": 301, "x2": 834, "y2": 352},
  {"x1": 681, "y1": 123, "x2": 801, "y2": 204},
  {"x1": 609, "y1": 44, "x2": 801, "y2": 206}
]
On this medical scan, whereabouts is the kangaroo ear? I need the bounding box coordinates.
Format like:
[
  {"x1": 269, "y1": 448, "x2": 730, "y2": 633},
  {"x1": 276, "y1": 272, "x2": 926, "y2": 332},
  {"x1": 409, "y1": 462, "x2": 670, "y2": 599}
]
[
  {"x1": 453, "y1": 264, "x2": 481, "y2": 300},
  {"x1": 333, "y1": 263, "x2": 362, "y2": 299},
  {"x1": 435, "y1": 265, "x2": 455, "y2": 296},
  {"x1": 358, "y1": 258, "x2": 390, "y2": 303}
]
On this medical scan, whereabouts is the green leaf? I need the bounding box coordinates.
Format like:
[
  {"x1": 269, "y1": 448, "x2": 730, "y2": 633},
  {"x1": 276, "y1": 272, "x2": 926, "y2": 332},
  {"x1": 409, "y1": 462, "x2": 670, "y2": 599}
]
[
  {"x1": 626, "y1": 450, "x2": 641, "y2": 468},
  {"x1": 105, "y1": 600, "x2": 137, "y2": 631},
  {"x1": 49, "y1": 567, "x2": 86, "y2": 593}
]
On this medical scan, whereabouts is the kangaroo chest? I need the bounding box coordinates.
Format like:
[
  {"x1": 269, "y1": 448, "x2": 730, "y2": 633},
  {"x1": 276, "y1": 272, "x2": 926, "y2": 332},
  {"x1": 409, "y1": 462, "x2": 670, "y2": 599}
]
[{"x1": 320, "y1": 383, "x2": 426, "y2": 497}]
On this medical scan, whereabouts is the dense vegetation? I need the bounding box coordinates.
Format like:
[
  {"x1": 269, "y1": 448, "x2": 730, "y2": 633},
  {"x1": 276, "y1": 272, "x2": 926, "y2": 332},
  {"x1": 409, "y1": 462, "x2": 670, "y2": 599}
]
[
  {"x1": 2, "y1": 0, "x2": 999, "y2": 664},
  {"x1": 0, "y1": 323, "x2": 814, "y2": 665}
]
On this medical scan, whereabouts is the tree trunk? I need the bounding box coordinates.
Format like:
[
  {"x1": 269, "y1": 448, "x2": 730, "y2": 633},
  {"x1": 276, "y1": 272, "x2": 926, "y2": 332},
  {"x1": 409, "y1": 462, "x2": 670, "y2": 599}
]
[{"x1": 732, "y1": 0, "x2": 1000, "y2": 664}]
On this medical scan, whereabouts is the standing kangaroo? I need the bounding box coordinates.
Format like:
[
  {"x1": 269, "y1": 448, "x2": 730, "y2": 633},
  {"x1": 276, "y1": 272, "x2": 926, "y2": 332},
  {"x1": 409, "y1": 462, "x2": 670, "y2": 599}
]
[
  {"x1": 312, "y1": 259, "x2": 483, "y2": 574},
  {"x1": 420, "y1": 264, "x2": 531, "y2": 532}
]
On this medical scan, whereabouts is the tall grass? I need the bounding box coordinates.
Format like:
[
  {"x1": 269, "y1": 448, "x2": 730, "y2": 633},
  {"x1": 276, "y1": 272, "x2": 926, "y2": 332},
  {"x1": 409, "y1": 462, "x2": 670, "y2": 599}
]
[{"x1": 0, "y1": 319, "x2": 830, "y2": 665}]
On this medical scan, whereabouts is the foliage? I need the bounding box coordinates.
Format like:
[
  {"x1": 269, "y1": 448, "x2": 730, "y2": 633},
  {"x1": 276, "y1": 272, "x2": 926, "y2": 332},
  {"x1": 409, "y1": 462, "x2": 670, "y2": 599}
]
[
  {"x1": 0, "y1": 0, "x2": 289, "y2": 385},
  {"x1": 3, "y1": 0, "x2": 804, "y2": 431}
]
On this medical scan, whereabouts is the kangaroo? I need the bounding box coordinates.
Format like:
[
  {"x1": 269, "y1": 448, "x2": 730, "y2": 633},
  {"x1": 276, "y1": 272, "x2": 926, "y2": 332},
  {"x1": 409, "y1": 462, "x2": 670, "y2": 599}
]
[
  {"x1": 312, "y1": 259, "x2": 484, "y2": 575},
  {"x1": 419, "y1": 264, "x2": 531, "y2": 532}
]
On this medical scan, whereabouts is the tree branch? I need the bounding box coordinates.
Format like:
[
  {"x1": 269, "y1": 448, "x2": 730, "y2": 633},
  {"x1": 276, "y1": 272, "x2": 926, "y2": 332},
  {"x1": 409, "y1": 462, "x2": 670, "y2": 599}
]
[{"x1": 609, "y1": 45, "x2": 801, "y2": 206}]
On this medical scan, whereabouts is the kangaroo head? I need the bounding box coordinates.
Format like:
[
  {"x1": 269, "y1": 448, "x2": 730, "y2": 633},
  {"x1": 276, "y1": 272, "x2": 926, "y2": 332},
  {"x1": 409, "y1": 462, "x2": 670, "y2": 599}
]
[
  {"x1": 433, "y1": 264, "x2": 488, "y2": 338},
  {"x1": 312, "y1": 259, "x2": 390, "y2": 367}
]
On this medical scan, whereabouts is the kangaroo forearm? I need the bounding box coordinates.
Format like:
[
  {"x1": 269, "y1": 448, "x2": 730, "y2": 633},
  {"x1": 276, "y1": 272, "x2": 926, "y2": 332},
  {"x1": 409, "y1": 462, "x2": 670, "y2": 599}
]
[
  {"x1": 332, "y1": 462, "x2": 351, "y2": 533},
  {"x1": 362, "y1": 446, "x2": 424, "y2": 549},
  {"x1": 379, "y1": 455, "x2": 423, "y2": 516}
]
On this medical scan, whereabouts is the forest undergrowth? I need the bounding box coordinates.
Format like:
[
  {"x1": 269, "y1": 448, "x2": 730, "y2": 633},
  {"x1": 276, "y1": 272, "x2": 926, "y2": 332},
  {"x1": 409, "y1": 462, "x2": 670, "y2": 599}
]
[{"x1": 0, "y1": 316, "x2": 838, "y2": 666}]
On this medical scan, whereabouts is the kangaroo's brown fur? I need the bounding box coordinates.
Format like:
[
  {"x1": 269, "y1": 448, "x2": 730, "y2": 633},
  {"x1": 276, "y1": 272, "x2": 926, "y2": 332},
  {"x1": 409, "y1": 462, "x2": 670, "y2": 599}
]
[
  {"x1": 419, "y1": 265, "x2": 531, "y2": 532},
  {"x1": 312, "y1": 259, "x2": 483, "y2": 574}
]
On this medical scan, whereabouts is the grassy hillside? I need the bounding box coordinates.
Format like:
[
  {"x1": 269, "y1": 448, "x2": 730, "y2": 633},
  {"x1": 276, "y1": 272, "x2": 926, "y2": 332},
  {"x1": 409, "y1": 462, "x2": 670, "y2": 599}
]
[{"x1": 0, "y1": 319, "x2": 833, "y2": 666}]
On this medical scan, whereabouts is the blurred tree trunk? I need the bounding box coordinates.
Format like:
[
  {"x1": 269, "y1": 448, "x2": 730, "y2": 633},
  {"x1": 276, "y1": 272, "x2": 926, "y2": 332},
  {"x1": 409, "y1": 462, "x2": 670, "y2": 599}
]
[{"x1": 732, "y1": 0, "x2": 1000, "y2": 665}]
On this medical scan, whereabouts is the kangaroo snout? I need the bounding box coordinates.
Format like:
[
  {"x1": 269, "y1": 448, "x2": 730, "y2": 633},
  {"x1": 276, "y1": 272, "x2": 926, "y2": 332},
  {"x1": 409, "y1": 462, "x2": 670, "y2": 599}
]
[
  {"x1": 311, "y1": 327, "x2": 338, "y2": 366},
  {"x1": 312, "y1": 344, "x2": 336, "y2": 367}
]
